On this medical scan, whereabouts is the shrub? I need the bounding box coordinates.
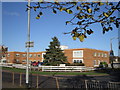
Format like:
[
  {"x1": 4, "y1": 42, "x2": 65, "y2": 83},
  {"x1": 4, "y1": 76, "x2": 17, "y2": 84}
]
[{"x1": 66, "y1": 63, "x2": 85, "y2": 66}]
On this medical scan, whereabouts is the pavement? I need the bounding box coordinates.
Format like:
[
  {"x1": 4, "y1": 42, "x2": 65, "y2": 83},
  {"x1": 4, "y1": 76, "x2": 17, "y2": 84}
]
[{"x1": 2, "y1": 70, "x2": 120, "y2": 88}]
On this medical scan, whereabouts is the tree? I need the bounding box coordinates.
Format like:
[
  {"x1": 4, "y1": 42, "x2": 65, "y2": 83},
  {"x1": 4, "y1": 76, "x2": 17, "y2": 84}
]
[
  {"x1": 43, "y1": 36, "x2": 67, "y2": 66},
  {"x1": 0, "y1": 45, "x2": 8, "y2": 60},
  {"x1": 27, "y1": 1, "x2": 120, "y2": 42}
]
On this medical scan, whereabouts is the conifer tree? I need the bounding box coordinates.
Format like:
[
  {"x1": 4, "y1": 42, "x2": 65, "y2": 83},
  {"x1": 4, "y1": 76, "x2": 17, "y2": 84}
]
[{"x1": 43, "y1": 36, "x2": 67, "y2": 66}]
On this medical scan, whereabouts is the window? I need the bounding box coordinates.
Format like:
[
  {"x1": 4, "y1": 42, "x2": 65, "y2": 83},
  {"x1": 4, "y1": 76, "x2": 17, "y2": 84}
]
[
  {"x1": 73, "y1": 59, "x2": 83, "y2": 63},
  {"x1": 104, "y1": 53, "x2": 107, "y2": 57},
  {"x1": 98, "y1": 60, "x2": 100, "y2": 65},
  {"x1": 22, "y1": 54, "x2": 26, "y2": 57},
  {"x1": 34, "y1": 54, "x2": 37, "y2": 57},
  {"x1": 16, "y1": 59, "x2": 19, "y2": 62},
  {"x1": 37, "y1": 54, "x2": 40, "y2": 57},
  {"x1": 22, "y1": 60, "x2": 26, "y2": 63},
  {"x1": 93, "y1": 60, "x2": 97, "y2": 65},
  {"x1": 29, "y1": 54, "x2": 33, "y2": 57},
  {"x1": 16, "y1": 54, "x2": 20, "y2": 57},
  {"x1": 94, "y1": 52, "x2": 97, "y2": 57},
  {"x1": 98, "y1": 53, "x2": 101, "y2": 57},
  {"x1": 73, "y1": 50, "x2": 83, "y2": 57},
  {"x1": 74, "y1": 60, "x2": 77, "y2": 63},
  {"x1": 102, "y1": 53, "x2": 104, "y2": 57}
]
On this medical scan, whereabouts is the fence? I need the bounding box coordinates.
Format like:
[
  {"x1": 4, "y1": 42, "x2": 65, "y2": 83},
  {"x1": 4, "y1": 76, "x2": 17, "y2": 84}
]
[
  {"x1": 39, "y1": 66, "x2": 95, "y2": 72},
  {"x1": 1, "y1": 63, "x2": 95, "y2": 72},
  {"x1": 2, "y1": 71, "x2": 120, "y2": 89}
]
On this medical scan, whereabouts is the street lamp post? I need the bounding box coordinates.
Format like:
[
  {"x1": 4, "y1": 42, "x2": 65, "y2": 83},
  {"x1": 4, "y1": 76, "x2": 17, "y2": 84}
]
[
  {"x1": 26, "y1": 0, "x2": 31, "y2": 88},
  {"x1": 110, "y1": 37, "x2": 118, "y2": 69}
]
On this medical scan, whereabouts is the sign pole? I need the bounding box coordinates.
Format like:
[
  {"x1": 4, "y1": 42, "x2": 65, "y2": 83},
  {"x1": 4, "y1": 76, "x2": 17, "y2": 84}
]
[{"x1": 26, "y1": 0, "x2": 31, "y2": 88}]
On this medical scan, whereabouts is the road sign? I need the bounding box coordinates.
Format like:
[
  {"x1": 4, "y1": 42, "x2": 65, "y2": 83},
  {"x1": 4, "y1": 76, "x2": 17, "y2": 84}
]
[{"x1": 25, "y1": 41, "x2": 34, "y2": 47}]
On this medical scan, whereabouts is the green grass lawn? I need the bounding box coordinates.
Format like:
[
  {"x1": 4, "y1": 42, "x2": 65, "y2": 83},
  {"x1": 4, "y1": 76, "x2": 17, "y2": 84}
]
[{"x1": 2, "y1": 67, "x2": 109, "y2": 76}]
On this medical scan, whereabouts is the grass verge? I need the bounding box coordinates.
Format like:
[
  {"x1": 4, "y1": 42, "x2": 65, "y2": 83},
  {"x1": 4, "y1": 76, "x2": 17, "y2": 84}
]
[{"x1": 2, "y1": 67, "x2": 109, "y2": 76}]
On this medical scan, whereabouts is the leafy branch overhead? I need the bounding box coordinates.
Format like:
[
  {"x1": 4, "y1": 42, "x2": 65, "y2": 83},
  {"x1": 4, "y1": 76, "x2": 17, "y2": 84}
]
[{"x1": 26, "y1": 1, "x2": 120, "y2": 42}]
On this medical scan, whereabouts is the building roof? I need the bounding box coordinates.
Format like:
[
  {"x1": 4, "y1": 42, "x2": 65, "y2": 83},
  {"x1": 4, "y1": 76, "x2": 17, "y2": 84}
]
[
  {"x1": 64, "y1": 48, "x2": 109, "y2": 52},
  {"x1": 7, "y1": 48, "x2": 109, "y2": 53}
]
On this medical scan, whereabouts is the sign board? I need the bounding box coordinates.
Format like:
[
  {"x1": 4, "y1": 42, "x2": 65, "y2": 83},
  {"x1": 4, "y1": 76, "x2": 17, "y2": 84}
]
[
  {"x1": 25, "y1": 41, "x2": 34, "y2": 47},
  {"x1": 59, "y1": 64, "x2": 65, "y2": 67},
  {"x1": 110, "y1": 50, "x2": 114, "y2": 57}
]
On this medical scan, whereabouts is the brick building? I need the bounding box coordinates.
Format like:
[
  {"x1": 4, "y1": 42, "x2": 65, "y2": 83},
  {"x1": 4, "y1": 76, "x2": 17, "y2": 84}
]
[
  {"x1": 5, "y1": 48, "x2": 109, "y2": 67},
  {"x1": 6, "y1": 51, "x2": 46, "y2": 64},
  {"x1": 64, "y1": 48, "x2": 109, "y2": 67}
]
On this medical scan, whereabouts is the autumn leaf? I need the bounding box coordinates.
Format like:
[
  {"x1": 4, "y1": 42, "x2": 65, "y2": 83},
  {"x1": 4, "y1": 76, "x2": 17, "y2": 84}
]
[
  {"x1": 36, "y1": 16, "x2": 40, "y2": 19},
  {"x1": 77, "y1": 15, "x2": 84, "y2": 19},
  {"x1": 36, "y1": 15, "x2": 40, "y2": 19},
  {"x1": 76, "y1": 6, "x2": 81, "y2": 10},
  {"x1": 72, "y1": 36, "x2": 77, "y2": 40},
  {"x1": 98, "y1": 2, "x2": 104, "y2": 6},
  {"x1": 78, "y1": 35, "x2": 84, "y2": 42},
  {"x1": 103, "y1": 12, "x2": 109, "y2": 17},
  {"x1": 87, "y1": 8, "x2": 92, "y2": 13},
  {"x1": 66, "y1": 9, "x2": 73, "y2": 14}
]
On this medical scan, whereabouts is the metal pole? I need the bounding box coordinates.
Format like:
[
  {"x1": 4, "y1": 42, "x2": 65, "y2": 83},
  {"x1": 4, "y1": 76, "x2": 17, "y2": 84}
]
[
  {"x1": 26, "y1": 0, "x2": 31, "y2": 88},
  {"x1": 110, "y1": 37, "x2": 119, "y2": 69},
  {"x1": 118, "y1": 11, "x2": 120, "y2": 59}
]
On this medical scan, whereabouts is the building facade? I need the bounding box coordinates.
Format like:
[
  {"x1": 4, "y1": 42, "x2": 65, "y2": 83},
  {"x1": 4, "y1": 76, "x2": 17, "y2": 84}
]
[
  {"x1": 64, "y1": 48, "x2": 109, "y2": 67},
  {"x1": 6, "y1": 51, "x2": 46, "y2": 64},
  {"x1": 4, "y1": 48, "x2": 109, "y2": 67}
]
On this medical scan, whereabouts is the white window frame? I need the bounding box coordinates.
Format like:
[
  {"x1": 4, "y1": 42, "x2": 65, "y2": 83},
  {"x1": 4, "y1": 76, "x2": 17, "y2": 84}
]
[
  {"x1": 16, "y1": 54, "x2": 20, "y2": 57},
  {"x1": 102, "y1": 53, "x2": 104, "y2": 57},
  {"x1": 98, "y1": 60, "x2": 101, "y2": 65},
  {"x1": 98, "y1": 53, "x2": 101, "y2": 57},
  {"x1": 93, "y1": 60, "x2": 97, "y2": 65},
  {"x1": 29, "y1": 54, "x2": 33, "y2": 57},
  {"x1": 73, "y1": 50, "x2": 83, "y2": 58},
  {"x1": 104, "y1": 53, "x2": 107, "y2": 57},
  {"x1": 34, "y1": 54, "x2": 37, "y2": 57},
  {"x1": 16, "y1": 59, "x2": 19, "y2": 62},
  {"x1": 73, "y1": 59, "x2": 84, "y2": 63},
  {"x1": 94, "y1": 52, "x2": 97, "y2": 57},
  {"x1": 22, "y1": 54, "x2": 26, "y2": 57}
]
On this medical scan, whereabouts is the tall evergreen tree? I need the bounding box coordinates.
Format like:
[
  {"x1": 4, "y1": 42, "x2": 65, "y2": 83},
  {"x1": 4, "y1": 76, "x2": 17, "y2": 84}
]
[{"x1": 43, "y1": 36, "x2": 67, "y2": 66}]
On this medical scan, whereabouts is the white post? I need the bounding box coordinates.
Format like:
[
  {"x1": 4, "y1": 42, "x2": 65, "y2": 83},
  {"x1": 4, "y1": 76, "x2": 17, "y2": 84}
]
[
  {"x1": 85, "y1": 80, "x2": 88, "y2": 90},
  {"x1": 26, "y1": 0, "x2": 31, "y2": 88}
]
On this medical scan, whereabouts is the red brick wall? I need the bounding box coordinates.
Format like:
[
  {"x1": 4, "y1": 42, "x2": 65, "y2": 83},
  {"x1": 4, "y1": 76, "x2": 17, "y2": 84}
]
[
  {"x1": 6, "y1": 51, "x2": 45, "y2": 64},
  {"x1": 5, "y1": 48, "x2": 109, "y2": 67},
  {"x1": 64, "y1": 48, "x2": 109, "y2": 67}
]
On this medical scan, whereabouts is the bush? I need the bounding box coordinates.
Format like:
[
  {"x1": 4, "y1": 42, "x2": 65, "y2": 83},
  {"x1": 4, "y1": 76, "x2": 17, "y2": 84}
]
[
  {"x1": 66, "y1": 63, "x2": 85, "y2": 66},
  {"x1": 99, "y1": 62, "x2": 108, "y2": 68}
]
